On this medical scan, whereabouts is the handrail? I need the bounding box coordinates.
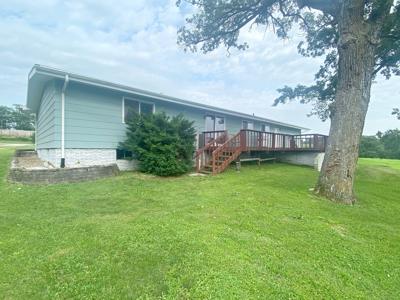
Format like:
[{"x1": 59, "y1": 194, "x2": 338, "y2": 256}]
[
  {"x1": 195, "y1": 131, "x2": 228, "y2": 172},
  {"x1": 195, "y1": 131, "x2": 227, "y2": 158},
  {"x1": 240, "y1": 129, "x2": 327, "y2": 152},
  {"x1": 202, "y1": 130, "x2": 227, "y2": 134},
  {"x1": 211, "y1": 131, "x2": 242, "y2": 174},
  {"x1": 212, "y1": 131, "x2": 241, "y2": 154}
]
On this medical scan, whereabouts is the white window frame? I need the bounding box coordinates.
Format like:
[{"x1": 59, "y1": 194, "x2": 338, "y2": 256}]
[
  {"x1": 122, "y1": 97, "x2": 155, "y2": 123},
  {"x1": 242, "y1": 120, "x2": 254, "y2": 130},
  {"x1": 204, "y1": 114, "x2": 226, "y2": 131},
  {"x1": 262, "y1": 124, "x2": 270, "y2": 132}
]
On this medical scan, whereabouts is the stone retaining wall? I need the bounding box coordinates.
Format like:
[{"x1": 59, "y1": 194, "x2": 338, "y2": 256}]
[{"x1": 9, "y1": 164, "x2": 119, "y2": 184}]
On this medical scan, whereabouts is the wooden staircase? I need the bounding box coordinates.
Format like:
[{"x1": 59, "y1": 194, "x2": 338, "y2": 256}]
[{"x1": 196, "y1": 131, "x2": 243, "y2": 175}]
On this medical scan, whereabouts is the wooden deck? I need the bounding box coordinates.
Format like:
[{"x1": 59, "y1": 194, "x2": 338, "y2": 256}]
[
  {"x1": 199, "y1": 130, "x2": 327, "y2": 152},
  {"x1": 196, "y1": 130, "x2": 327, "y2": 174}
]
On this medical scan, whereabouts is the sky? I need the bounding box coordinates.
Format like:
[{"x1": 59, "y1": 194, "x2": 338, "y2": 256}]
[{"x1": 0, "y1": 0, "x2": 399, "y2": 135}]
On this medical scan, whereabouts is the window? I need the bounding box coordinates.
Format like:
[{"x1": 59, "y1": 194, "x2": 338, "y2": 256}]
[
  {"x1": 242, "y1": 121, "x2": 254, "y2": 130},
  {"x1": 261, "y1": 124, "x2": 270, "y2": 132},
  {"x1": 205, "y1": 115, "x2": 225, "y2": 131},
  {"x1": 123, "y1": 98, "x2": 154, "y2": 123},
  {"x1": 140, "y1": 102, "x2": 154, "y2": 115},
  {"x1": 116, "y1": 149, "x2": 133, "y2": 159},
  {"x1": 205, "y1": 115, "x2": 215, "y2": 131},
  {"x1": 215, "y1": 117, "x2": 225, "y2": 131}
]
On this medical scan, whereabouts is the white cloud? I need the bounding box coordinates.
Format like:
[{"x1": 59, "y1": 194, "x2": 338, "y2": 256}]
[{"x1": 0, "y1": 0, "x2": 398, "y2": 135}]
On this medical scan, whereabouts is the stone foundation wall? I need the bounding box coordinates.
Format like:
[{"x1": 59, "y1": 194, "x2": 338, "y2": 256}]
[
  {"x1": 116, "y1": 159, "x2": 138, "y2": 171},
  {"x1": 37, "y1": 148, "x2": 116, "y2": 168},
  {"x1": 9, "y1": 164, "x2": 119, "y2": 184}
]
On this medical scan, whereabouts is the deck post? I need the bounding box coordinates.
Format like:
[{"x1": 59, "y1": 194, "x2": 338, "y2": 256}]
[
  {"x1": 272, "y1": 133, "x2": 276, "y2": 150},
  {"x1": 240, "y1": 130, "x2": 246, "y2": 151},
  {"x1": 313, "y1": 135, "x2": 318, "y2": 150}
]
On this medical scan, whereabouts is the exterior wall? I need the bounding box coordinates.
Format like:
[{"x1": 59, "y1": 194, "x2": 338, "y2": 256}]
[
  {"x1": 38, "y1": 148, "x2": 116, "y2": 168},
  {"x1": 157, "y1": 100, "x2": 300, "y2": 135},
  {"x1": 36, "y1": 81, "x2": 61, "y2": 149},
  {"x1": 57, "y1": 80, "x2": 300, "y2": 150},
  {"x1": 35, "y1": 79, "x2": 302, "y2": 168},
  {"x1": 64, "y1": 82, "x2": 126, "y2": 149},
  {"x1": 276, "y1": 152, "x2": 325, "y2": 171},
  {"x1": 116, "y1": 159, "x2": 138, "y2": 171}
]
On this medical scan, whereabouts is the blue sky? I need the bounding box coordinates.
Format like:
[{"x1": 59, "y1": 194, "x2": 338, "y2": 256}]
[{"x1": 0, "y1": 0, "x2": 399, "y2": 134}]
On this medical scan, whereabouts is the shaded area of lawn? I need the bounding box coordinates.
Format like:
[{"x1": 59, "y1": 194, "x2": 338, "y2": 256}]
[
  {"x1": 0, "y1": 135, "x2": 34, "y2": 149},
  {"x1": 0, "y1": 148, "x2": 399, "y2": 298}
]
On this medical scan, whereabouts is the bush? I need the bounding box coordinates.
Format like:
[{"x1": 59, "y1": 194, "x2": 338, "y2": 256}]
[
  {"x1": 359, "y1": 129, "x2": 400, "y2": 159},
  {"x1": 122, "y1": 112, "x2": 196, "y2": 176},
  {"x1": 359, "y1": 136, "x2": 384, "y2": 158}
]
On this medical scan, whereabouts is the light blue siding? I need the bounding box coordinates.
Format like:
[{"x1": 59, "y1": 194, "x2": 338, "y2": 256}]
[
  {"x1": 36, "y1": 81, "x2": 60, "y2": 149},
  {"x1": 155, "y1": 101, "x2": 300, "y2": 135},
  {"x1": 64, "y1": 82, "x2": 126, "y2": 149},
  {"x1": 37, "y1": 80, "x2": 300, "y2": 150}
]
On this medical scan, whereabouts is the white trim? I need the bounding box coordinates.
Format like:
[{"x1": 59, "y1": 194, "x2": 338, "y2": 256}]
[
  {"x1": 261, "y1": 124, "x2": 270, "y2": 132},
  {"x1": 122, "y1": 97, "x2": 125, "y2": 123},
  {"x1": 204, "y1": 114, "x2": 226, "y2": 131},
  {"x1": 242, "y1": 120, "x2": 254, "y2": 130},
  {"x1": 61, "y1": 75, "x2": 69, "y2": 161},
  {"x1": 34, "y1": 113, "x2": 37, "y2": 151},
  {"x1": 122, "y1": 96, "x2": 155, "y2": 123},
  {"x1": 61, "y1": 91, "x2": 65, "y2": 158}
]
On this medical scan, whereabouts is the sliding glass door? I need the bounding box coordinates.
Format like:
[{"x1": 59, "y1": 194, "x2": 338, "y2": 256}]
[{"x1": 205, "y1": 115, "x2": 225, "y2": 131}]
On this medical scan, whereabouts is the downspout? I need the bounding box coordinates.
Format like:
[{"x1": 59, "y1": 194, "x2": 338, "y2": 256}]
[
  {"x1": 61, "y1": 74, "x2": 69, "y2": 168},
  {"x1": 34, "y1": 113, "x2": 37, "y2": 151}
]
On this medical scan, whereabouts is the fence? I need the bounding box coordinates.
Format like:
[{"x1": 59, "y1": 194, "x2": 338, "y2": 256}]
[{"x1": 0, "y1": 129, "x2": 34, "y2": 137}]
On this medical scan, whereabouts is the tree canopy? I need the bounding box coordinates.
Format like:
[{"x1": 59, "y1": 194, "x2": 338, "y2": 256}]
[
  {"x1": 178, "y1": 0, "x2": 400, "y2": 120},
  {"x1": 393, "y1": 108, "x2": 400, "y2": 119},
  {"x1": 0, "y1": 105, "x2": 34, "y2": 130}
]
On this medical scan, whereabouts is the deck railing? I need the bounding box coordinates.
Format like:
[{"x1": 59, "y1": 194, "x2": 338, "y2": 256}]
[
  {"x1": 212, "y1": 131, "x2": 243, "y2": 174},
  {"x1": 198, "y1": 130, "x2": 228, "y2": 148},
  {"x1": 195, "y1": 131, "x2": 228, "y2": 172},
  {"x1": 196, "y1": 129, "x2": 327, "y2": 174},
  {"x1": 240, "y1": 129, "x2": 327, "y2": 152}
]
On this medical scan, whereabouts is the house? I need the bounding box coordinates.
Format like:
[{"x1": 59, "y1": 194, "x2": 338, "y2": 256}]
[{"x1": 27, "y1": 65, "x2": 325, "y2": 172}]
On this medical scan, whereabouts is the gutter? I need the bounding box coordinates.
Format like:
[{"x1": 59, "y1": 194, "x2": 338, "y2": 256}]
[{"x1": 61, "y1": 74, "x2": 69, "y2": 168}]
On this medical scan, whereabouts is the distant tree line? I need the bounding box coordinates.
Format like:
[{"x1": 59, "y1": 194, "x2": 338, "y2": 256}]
[
  {"x1": 360, "y1": 129, "x2": 400, "y2": 159},
  {"x1": 0, "y1": 105, "x2": 34, "y2": 131}
]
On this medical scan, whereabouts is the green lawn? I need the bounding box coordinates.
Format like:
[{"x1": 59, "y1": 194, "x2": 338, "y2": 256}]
[
  {"x1": 0, "y1": 135, "x2": 33, "y2": 143},
  {"x1": 0, "y1": 148, "x2": 399, "y2": 299},
  {"x1": 0, "y1": 135, "x2": 34, "y2": 149}
]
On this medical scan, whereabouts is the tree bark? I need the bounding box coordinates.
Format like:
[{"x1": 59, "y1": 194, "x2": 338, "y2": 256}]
[{"x1": 315, "y1": 0, "x2": 377, "y2": 204}]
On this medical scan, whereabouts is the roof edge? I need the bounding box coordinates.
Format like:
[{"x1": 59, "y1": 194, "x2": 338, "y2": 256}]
[{"x1": 29, "y1": 64, "x2": 309, "y2": 131}]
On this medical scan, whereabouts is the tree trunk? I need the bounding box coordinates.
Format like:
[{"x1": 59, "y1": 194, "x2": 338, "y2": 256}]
[{"x1": 315, "y1": 0, "x2": 376, "y2": 204}]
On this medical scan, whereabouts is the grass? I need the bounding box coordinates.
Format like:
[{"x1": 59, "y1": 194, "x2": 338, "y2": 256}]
[
  {"x1": 0, "y1": 135, "x2": 33, "y2": 143},
  {"x1": 0, "y1": 148, "x2": 399, "y2": 299},
  {"x1": 0, "y1": 135, "x2": 34, "y2": 151}
]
